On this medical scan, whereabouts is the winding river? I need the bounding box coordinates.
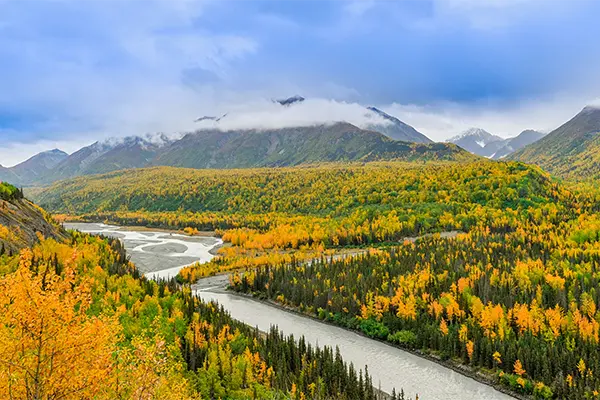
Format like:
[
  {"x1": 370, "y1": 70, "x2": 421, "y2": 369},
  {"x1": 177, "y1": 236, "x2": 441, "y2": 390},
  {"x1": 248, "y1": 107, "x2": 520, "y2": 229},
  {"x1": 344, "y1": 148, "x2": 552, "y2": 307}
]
[
  {"x1": 64, "y1": 222, "x2": 222, "y2": 279},
  {"x1": 67, "y1": 223, "x2": 514, "y2": 400}
]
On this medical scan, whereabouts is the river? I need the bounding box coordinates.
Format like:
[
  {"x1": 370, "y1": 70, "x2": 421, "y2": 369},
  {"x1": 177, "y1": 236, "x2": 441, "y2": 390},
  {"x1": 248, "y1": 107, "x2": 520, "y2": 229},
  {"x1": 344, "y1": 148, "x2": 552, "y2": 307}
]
[
  {"x1": 64, "y1": 222, "x2": 222, "y2": 279},
  {"x1": 67, "y1": 223, "x2": 514, "y2": 400},
  {"x1": 194, "y1": 275, "x2": 514, "y2": 400}
]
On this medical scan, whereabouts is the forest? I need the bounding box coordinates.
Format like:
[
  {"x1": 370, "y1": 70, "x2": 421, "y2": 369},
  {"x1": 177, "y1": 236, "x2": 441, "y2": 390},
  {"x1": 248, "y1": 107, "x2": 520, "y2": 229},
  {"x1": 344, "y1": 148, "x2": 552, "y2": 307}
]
[
  {"x1": 33, "y1": 161, "x2": 570, "y2": 282},
  {"x1": 0, "y1": 226, "x2": 407, "y2": 399},
  {"x1": 22, "y1": 158, "x2": 600, "y2": 398}
]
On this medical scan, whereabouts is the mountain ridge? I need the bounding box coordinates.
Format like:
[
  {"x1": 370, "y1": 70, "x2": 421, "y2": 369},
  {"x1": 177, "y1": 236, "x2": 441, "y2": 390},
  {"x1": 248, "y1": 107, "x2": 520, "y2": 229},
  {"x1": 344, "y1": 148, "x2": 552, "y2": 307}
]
[
  {"x1": 0, "y1": 149, "x2": 68, "y2": 186},
  {"x1": 448, "y1": 127, "x2": 545, "y2": 159},
  {"x1": 365, "y1": 107, "x2": 432, "y2": 143},
  {"x1": 7, "y1": 122, "x2": 475, "y2": 186},
  {"x1": 508, "y1": 106, "x2": 600, "y2": 179},
  {"x1": 489, "y1": 129, "x2": 545, "y2": 159}
]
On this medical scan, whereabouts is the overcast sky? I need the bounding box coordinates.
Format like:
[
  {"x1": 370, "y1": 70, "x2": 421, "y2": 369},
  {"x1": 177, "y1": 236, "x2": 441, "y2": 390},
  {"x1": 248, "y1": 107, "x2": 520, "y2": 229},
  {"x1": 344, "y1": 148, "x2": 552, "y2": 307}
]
[{"x1": 1, "y1": 0, "x2": 600, "y2": 166}]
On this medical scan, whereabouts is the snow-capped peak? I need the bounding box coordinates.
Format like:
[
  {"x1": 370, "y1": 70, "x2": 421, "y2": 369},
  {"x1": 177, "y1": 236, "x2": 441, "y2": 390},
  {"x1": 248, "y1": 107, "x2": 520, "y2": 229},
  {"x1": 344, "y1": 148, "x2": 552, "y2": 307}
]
[
  {"x1": 448, "y1": 128, "x2": 503, "y2": 148},
  {"x1": 449, "y1": 128, "x2": 492, "y2": 142}
]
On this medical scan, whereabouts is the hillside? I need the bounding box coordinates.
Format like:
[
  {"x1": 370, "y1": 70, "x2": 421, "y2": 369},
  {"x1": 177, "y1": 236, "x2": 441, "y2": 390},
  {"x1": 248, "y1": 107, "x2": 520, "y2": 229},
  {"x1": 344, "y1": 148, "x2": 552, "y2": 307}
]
[
  {"x1": 0, "y1": 192, "x2": 383, "y2": 400},
  {"x1": 0, "y1": 182, "x2": 66, "y2": 254},
  {"x1": 509, "y1": 106, "x2": 600, "y2": 179},
  {"x1": 33, "y1": 161, "x2": 563, "y2": 227}
]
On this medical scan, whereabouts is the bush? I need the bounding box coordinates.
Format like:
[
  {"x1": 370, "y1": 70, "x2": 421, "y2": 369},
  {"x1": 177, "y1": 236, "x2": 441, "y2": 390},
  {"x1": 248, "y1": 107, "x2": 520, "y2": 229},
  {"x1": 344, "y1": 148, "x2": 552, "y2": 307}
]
[
  {"x1": 0, "y1": 183, "x2": 22, "y2": 201},
  {"x1": 359, "y1": 318, "x2": 389, "y2": 339},
  {"x1": 387, "y1": 330, "x2": 418, "y2": 349}
]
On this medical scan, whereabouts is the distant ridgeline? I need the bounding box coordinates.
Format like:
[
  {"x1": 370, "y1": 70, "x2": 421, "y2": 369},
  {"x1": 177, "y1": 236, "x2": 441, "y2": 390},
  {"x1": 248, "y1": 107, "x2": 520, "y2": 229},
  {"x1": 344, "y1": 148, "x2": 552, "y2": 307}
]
[{"x1": 1, "y1": 122, "x2": 475, "y2": 186}]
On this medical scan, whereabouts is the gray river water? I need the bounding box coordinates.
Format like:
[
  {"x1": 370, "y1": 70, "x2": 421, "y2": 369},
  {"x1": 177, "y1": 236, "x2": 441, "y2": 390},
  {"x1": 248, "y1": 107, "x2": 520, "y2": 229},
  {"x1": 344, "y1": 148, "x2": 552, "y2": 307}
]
[
  {"x1": 64, "y1": 222, "x2": 222, "y2": 279},
  {"x1": 67, "y1": 223, "x2": 514, "y2": 400}
]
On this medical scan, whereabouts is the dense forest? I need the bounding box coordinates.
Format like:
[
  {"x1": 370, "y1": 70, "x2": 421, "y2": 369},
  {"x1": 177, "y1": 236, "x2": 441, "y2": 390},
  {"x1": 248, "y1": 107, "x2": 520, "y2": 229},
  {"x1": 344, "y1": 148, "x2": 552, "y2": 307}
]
[
  {"x1": 0, "y1": 204, "x2": 401, "y2": 399},
  {"x1": 24, "y1": 158, "x2": 600, "y2": 398},
  {"x1": 33, "y1": 161, "x2": 570, "y2": 282},
  {"x1": 225, "y1": 181, "x2": 600, "y2": 398}
]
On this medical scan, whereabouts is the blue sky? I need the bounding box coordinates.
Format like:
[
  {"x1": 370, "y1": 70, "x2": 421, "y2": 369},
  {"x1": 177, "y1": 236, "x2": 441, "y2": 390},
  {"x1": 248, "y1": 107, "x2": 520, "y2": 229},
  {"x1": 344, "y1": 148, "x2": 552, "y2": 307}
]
[{"x1": 2, "y1": 0, "x2": 600, "y2": 165}]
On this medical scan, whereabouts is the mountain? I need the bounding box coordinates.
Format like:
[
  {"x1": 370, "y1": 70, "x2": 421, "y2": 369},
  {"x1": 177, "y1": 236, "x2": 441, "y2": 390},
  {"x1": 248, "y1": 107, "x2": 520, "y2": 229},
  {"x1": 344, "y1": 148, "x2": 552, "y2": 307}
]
[
  {"x1": 0, "y1": 165, "x2": 19, "y2": 184},
  {"x1": 488, "y1": 130, "x2": 545, "y2": 160},
  {"x1": 0, "y1": 149, "x2": 68, "y2": 186},
  {"x1": 43, "y1": 135, "x2": 172, "y2": 184},
  {"x1": 275, "y1": 95, "x2": 305, "y2": 106},
  {"x1": 365, "y1": 107, "x2": 432, "y2": 143},
  {"x1": 152, "y1": 122, "x2": 472, "y2": 169},
  {"x1": 269, "y1": 96, "x2": 431, "y2": 143},
  {"x1": 508, "y1": 106, "x2": 600, "y2": 179},
  {"x1": 448, "y1": 128, "x2": 504, "y2": 156}
]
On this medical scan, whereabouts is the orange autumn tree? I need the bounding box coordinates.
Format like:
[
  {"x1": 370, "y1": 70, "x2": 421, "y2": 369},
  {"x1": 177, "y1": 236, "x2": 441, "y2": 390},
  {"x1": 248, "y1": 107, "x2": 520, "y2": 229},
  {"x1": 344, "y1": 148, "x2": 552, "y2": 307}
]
[{"x1": 0, "y1": 251, "x2": 119, "y2": 400}]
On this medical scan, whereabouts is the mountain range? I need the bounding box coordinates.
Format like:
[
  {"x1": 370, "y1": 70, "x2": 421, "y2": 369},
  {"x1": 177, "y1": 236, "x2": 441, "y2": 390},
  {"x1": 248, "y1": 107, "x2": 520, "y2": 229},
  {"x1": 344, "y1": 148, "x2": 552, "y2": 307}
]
[
  {"x1": 5, "y1": 101, "x2": 597, "y2": 186},
  {"x1": 508, "y1": 106, "x2": 600, "y2": 179},
  {"x1": 448, "y1": 128, "x2": 545, "y2": 159},
  {"x1": 1, "y1": 122, "x2": 474, "y2": 187}
]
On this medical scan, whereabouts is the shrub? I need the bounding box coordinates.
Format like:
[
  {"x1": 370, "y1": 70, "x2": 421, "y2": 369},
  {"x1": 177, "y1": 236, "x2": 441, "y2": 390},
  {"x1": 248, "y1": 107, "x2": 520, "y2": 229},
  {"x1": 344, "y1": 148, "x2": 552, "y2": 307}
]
[{"x1": 387, "y1": 330, "x2": 418, "y2": 349}]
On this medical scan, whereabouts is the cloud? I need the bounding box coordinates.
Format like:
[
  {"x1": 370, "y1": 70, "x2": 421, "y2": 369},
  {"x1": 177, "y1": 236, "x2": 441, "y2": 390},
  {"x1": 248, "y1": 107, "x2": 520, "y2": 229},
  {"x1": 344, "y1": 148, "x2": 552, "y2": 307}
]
[
  {"x1": 196, "y1": 98, "x2": 391, "y2": 131},
  {"x1": 2, "y1": 0, "x2": 600, "y2": 166},
  {"x1": 1, "y1": 91, "x2": 598, "y2": 167},
  {"x1": 0, "y1": 0, "x2": 258, "y2": 142}
]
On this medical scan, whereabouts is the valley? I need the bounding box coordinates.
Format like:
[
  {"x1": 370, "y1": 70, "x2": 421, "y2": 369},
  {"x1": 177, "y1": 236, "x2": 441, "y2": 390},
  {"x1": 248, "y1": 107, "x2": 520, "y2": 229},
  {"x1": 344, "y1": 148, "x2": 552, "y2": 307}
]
[
  {"x1": 24, "y1": 158, "x2": 580, "y2": 399},
  {"x1": 5, "y1": 117, "x2": 600, "y2": 399},
  {"x1": 3, "y1": 3, "x2": 600, "y2": 399},
  {"x1": 62, "y1": 221, "x2": 512, "y2": 399}
]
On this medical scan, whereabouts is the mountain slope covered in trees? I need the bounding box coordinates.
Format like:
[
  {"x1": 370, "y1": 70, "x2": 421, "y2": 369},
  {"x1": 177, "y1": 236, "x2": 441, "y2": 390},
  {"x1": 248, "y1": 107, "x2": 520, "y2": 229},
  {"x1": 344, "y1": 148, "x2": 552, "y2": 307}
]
[
  {"x1": 32, "y1": 160, "x2": 569, "y2": 283},
  {"x1": 509, "y1": 106, "x2": 600, "y2": 178},
  {"x1": 150, "y1": 122, "x2": 457, "y2": 169}
]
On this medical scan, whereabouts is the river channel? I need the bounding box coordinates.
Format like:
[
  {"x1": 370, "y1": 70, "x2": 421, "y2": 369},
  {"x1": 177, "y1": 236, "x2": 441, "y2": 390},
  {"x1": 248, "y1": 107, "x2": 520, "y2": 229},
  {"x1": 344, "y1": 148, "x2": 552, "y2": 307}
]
[{"x1": 67, "y1": 222, "x2": 514, "y2": 400}]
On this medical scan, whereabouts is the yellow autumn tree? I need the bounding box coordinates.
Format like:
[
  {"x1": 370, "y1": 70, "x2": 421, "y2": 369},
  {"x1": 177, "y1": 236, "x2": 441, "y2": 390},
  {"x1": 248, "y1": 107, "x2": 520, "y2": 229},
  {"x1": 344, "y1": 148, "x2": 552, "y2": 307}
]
[
  {"x1": 514, "y1": 359, "x2": 526, "y2": 377},
  {"x1": 113, "y1": 334, "x2": 198, "y2": 400},
  {"x1": 0, "y1": 256, "x2": 119, "y2": 400}
]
